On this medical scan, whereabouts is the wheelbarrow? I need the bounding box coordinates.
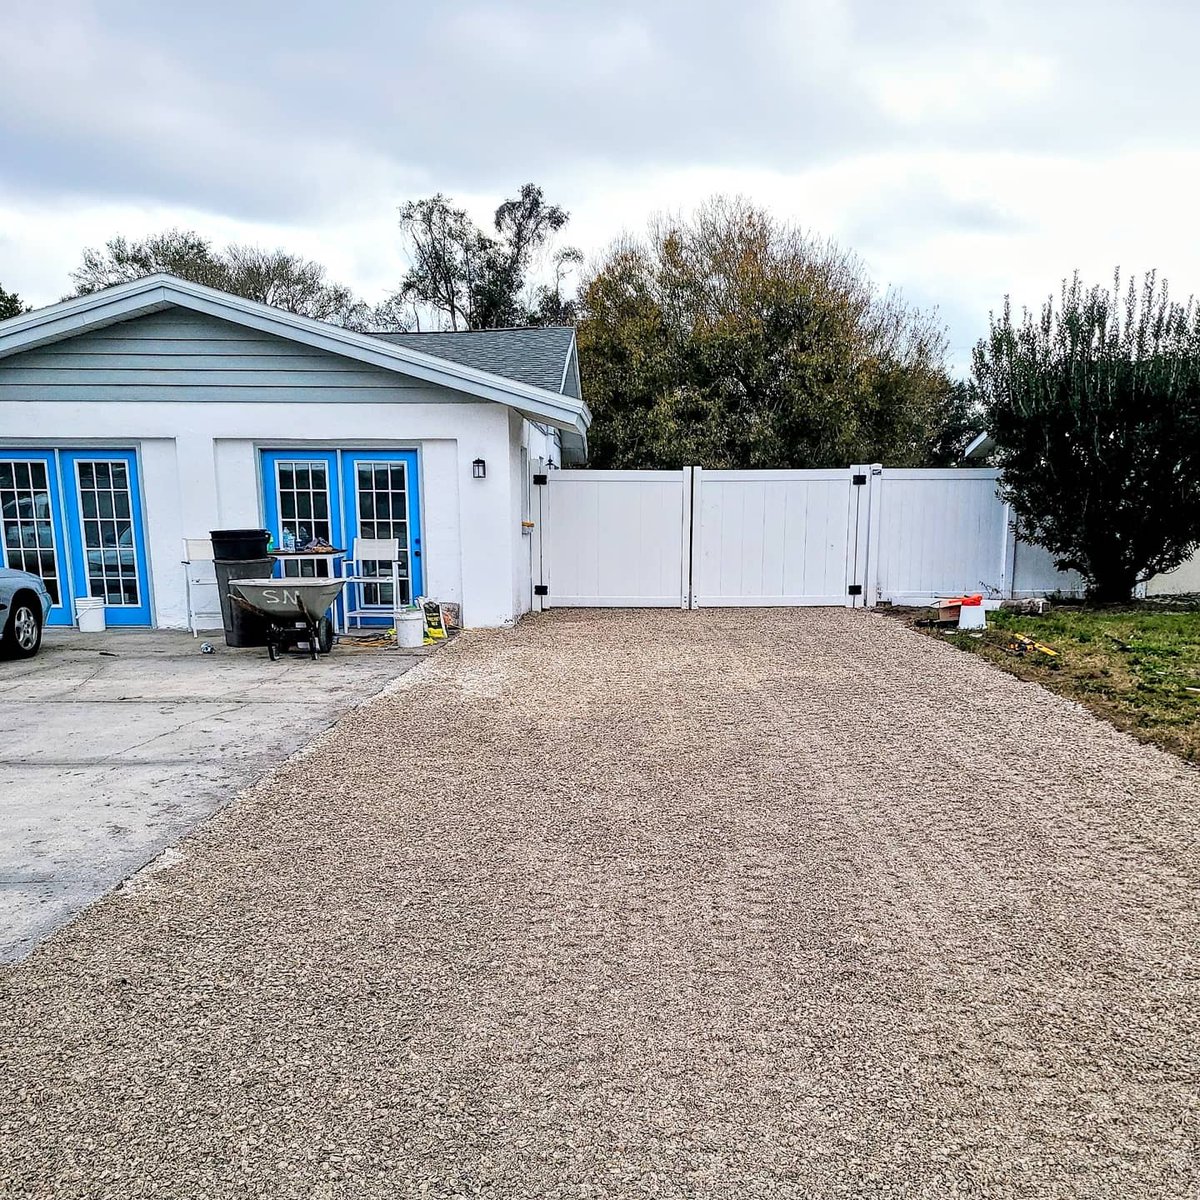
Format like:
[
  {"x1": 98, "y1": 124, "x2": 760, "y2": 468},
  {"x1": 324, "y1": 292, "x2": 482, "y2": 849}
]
[{"x1": 229, "y1": 577, "x2": 346, "y2": 661}]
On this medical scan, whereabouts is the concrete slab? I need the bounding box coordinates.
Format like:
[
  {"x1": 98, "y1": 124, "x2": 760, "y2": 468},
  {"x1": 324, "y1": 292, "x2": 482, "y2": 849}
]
[{"x1": 0, "y1": 628, "x2": 420, "y2": 962}]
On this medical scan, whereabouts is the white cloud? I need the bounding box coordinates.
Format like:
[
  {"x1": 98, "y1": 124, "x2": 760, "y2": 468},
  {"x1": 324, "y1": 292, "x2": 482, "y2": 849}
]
[
  {"x1": 2, "y1": 0, "x2": 1199, "y2": 380},
  {"x1": 862, "y1": 51, "x2": 1056, "y2": 125}
]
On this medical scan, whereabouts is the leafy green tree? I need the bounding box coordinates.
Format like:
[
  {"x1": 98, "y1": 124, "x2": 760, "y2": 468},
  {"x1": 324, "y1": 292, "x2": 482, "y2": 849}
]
[
  {"x1": 391, "y1": 184, "x2": 577, "y2": 329},
  {"x1": 576, "y1": 197, "x2": 964, "y2": 470},
  {"x1": 973, "y1": 271, "x2": 1200, "y2": 601},
  {"x1": 70, "y1": 230, "x2": 370, "y2": 327},
  {"x1": 0, "y1": 282, "x2": 27, "y2": 320}
]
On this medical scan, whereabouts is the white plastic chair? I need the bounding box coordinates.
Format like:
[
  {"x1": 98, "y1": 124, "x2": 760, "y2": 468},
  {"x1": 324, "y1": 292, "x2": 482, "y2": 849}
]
[
  {"x1": 181, "y1": 537, "x2": 216, "y2": 637},
  {"x1": 340, "y1": 537, "x2": 404, "y2": 630}
]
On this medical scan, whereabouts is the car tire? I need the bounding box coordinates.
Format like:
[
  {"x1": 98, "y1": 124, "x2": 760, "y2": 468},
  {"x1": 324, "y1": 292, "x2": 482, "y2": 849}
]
[{"x1": 2, "y1": 593, "x2": 43, "y2": 659}]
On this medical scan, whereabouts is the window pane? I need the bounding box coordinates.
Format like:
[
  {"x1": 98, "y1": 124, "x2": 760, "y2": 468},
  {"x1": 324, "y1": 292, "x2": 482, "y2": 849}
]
[
  {"x1": 0, "y1": 460, "x2": 62, "y2": 606},
  {"x1": 352, "y1": 458, "x2": 413, "y2": 608},
  {"x1": 75, "y1": 460, "x2": 139, "y2": 607}
]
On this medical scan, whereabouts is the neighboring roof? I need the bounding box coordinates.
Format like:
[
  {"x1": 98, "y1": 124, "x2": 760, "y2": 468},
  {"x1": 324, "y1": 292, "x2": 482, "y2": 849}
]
[
  {"x1": 0, "y1": 275, "x2": 590, "y2": 452},
  {"x1": 375, "y1": 327, "x2": 577, "y2": 397},
  {"x1": 963, "y1": 431, "x2": 995, "y2": 461}
]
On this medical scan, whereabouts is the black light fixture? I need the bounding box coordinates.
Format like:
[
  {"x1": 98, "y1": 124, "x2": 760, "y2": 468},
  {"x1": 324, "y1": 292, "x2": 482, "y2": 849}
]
[{"x1": 472, "y1": 458, "x2": 486, "y2": 479}]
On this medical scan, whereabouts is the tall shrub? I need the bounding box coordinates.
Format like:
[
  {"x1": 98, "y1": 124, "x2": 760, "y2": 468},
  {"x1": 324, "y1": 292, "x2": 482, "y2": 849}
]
[{"x1": 973, "y1": 272, "x2": 1200, "y2": 601}]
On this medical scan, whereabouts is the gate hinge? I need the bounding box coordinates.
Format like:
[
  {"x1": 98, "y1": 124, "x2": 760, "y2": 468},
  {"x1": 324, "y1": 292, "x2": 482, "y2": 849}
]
[
  {"x1": 532, "y1": 473, "x2": 548, "y2": 485},
  {"x1": 852, "y1": 473, "x2": 867, "y2": 486},
  {"x1": 847, "y1": 584, "x2": 863, "y2": 596},
  {"x1": 534, "y1": 584, "x2": 548, "y2": 596}
]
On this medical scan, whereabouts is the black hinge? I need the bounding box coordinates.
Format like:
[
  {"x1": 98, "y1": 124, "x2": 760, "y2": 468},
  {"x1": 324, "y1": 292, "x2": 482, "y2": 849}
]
[
  {"x1": 532, "y1": 473, "x2": 548, "y2": 485},
  {"x1": 534, "y1": 584, "x2": 548, "y2": 596},
  {"x1": 847, "y1": 584, "x2": 863, "y2": 596},
  {"x1": 852, "y1": 473, "x2": 867, "y2": 485}
]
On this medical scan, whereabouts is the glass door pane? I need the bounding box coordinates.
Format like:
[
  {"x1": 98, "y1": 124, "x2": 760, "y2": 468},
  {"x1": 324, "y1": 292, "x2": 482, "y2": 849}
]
[
  {"x1": 273, "y1": 458, "x2": 333, "y2": 578},
  {"x1": 74, "y1": 458, "x2": 140, "y2": 606},
  {"x1": 59, "y1": 449, "x2": 150, "y2": 626},
  {"x1": 353, "y1": 460, "x2": 411, "y2": 606},
  {"x1": 0, "y1": 458, "x2": 62, "y2": 607}
]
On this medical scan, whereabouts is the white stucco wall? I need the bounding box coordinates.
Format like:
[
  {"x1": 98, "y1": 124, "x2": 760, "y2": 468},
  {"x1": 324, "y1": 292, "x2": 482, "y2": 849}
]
[{"x1": 0, "y1": 396, "x2": 531, "y2": 629}]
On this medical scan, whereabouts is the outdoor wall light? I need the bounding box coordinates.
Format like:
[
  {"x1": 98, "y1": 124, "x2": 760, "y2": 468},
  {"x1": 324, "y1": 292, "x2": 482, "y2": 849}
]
[{"x1": 472, "y1": 458, "x2": 486, "y2": 479}]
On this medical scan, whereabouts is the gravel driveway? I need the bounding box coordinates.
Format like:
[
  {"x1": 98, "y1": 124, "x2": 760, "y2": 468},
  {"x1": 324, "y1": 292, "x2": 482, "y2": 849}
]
[{"x1": 2, "y1": 609, "x2": 1197, "y2": 1198}]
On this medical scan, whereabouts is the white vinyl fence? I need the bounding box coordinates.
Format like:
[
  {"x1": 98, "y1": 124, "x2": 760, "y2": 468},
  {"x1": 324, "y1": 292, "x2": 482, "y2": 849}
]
[{"x1": 538, "y1": 466, "x2": 1081, "y2": 609}]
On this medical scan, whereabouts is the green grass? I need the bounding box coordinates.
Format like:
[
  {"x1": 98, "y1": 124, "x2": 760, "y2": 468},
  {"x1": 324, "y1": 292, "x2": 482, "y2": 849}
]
[{"x1": 940, "y1": 605, "x2": 1200, "y2": 763}]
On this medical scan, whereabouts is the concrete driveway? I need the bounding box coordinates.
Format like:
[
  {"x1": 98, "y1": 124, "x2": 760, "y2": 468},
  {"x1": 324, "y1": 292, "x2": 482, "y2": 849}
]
[
  {"x1": 2, "y1": 610, "x2": 1198, "y2": 1198},
  {"x1": 0, "y1": 628, "x2": 418, "y2": 962}
]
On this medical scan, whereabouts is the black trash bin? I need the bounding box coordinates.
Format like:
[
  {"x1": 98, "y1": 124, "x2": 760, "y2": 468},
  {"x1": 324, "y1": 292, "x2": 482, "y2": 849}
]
[
  {"x1": 210, "y1": 527, "x2": 274, "y2": 648},
  {"x1": 210, "y1": 528, "x2": 271, "y2": 561},
  {"x1": 213, "y1": 558, "x2": 275, "y2": 647}
]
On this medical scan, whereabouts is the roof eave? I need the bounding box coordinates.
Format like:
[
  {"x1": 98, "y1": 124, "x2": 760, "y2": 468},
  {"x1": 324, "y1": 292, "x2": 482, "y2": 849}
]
[{"x1": 0, "y1": 275, "x2": 590, "y2": 437}]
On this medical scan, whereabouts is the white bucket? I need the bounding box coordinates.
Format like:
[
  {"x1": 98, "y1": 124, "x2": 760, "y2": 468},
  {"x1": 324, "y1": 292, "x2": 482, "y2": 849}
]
[
  {"x1": 958, "y1": 603, "x2": 986, "y2": 631},
  {"x1": 395, "y1": 608, "x2": 426, "y2": 649},
  {"x1": 75, "y1": 598, "x2": 106, "y2": 633}
]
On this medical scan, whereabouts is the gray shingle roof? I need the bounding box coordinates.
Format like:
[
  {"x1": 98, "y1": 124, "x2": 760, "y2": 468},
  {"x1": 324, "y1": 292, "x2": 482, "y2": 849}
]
[{"x1": 370, "y1": 326, "x2": 576, "y2": 395}]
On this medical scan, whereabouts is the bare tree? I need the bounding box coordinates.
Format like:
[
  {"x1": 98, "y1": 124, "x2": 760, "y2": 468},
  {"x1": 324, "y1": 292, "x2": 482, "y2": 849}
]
[
  {"x1": 390, "y1": 184, "x2": 579, "y2": 329},
  {"x1": 69, "y1": 230, "x2": 371, "y2": 327}
]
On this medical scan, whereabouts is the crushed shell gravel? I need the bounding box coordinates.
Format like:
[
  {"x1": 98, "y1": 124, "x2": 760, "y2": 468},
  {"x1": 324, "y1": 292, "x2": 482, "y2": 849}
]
[{"x1": 1, "y1": 608, "x2": 1198, "y2": 1199}]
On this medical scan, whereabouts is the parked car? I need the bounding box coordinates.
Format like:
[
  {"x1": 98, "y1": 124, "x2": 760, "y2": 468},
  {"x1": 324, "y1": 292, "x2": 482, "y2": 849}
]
[{"x1": 0, "y1": 567, "x2": 52, "y2": 658}]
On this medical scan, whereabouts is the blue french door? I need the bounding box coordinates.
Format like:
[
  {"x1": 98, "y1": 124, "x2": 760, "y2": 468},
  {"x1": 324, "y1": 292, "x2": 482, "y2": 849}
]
[
  {"x1": 0, "y1": 448, "x2": 151, "y2": 627},
  {"x1": 261, "y1": 449, "x2": 423, "y2": 624},
  {"x1": 59, "y1": 451, "x2": 152, "y2": 626},
  {"x1": 0, "y1": 451, "x2": 73, "y2": 626}
]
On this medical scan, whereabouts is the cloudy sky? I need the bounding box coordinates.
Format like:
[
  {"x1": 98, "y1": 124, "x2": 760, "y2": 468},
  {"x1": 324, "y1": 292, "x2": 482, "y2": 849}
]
[{"x1": 2, "y1": 0, "x2": 1198, "y2": 372}]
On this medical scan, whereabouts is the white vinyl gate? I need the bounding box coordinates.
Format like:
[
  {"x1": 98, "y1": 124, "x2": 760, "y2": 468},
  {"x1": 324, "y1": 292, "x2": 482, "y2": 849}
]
[
  {"x1": 540, "y1": 469, "x2": 691, "y2": 606},
  {"x1": 693, "y1": 469, "x2": 866, "y2": 606},
  {"x1": 537, "y1": 466, "x2": 1081, "y2": 609}
]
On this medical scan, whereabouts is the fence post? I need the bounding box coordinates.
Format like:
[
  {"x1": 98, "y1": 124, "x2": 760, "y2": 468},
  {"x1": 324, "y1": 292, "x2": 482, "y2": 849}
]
[
  {"x1": 686, "y1": 466, "x2": 702, "y2": 608},
  {"x1": 1001, "y1": 500, "x2": 1018, "y2": 598},
  {"x1": 863, "y1": 464, "x2": 882, "y2": 607},
  {"x1": 537, "y1": 467, "x2": 552, "y2": 609},
  {"x1": 847, "y1": 465, "x2": 867, "y2": 606}
]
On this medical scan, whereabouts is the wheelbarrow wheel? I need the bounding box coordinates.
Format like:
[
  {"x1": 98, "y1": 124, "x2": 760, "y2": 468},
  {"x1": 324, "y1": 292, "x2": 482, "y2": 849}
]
[{"x1": 316, "y1": 617, "x2": 334, "y2": 655}]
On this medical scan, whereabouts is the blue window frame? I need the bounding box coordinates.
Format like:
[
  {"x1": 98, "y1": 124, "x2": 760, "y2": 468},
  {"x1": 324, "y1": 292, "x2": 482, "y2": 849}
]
[
  {"x1": 260, "y1": 449, "x2": 423, "y2": 624},
  {"x1": 0, "y1": 448, "x2": 151, "y2": 627},
  {"x1": 261, "y1": 450, "x2": 343, "y2": 573},
  {"x1": 0, "y1": 450, "x2": 73, "y2": 626},
  {"x1": 60, "y1": 450, "x2": 152, "y2": 627}
]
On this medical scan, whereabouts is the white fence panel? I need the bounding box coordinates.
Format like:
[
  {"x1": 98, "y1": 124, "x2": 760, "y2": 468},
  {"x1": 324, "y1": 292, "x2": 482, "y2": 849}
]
[
  {"x1": 871, "y1": 469, "x2": 1009, "y2": 604},
  {"x1": 545, "y1": 469, "x2": 688, "y2": 607},
  {"x1": 693, "y1": 469, "x2": 855, "y2": 606},
  {"x1": 1012, "y1": 540, "x2": 1085, "y2": 597},
  {"x1": 870, "y1": 468, "x2": 1083, "y2": 603}
]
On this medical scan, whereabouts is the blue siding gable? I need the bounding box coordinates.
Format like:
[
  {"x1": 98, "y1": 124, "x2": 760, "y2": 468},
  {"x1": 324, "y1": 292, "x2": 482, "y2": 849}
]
[{"x1": 0, "y1": 308, "x2": 436, "y2": 403}]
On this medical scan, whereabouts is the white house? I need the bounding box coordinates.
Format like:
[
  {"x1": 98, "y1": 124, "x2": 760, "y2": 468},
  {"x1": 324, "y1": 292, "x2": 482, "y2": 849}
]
[{"x1": 0, "y1": 275, "x2": 590, "y2": 630}]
